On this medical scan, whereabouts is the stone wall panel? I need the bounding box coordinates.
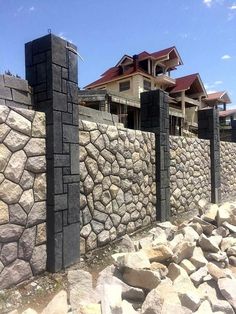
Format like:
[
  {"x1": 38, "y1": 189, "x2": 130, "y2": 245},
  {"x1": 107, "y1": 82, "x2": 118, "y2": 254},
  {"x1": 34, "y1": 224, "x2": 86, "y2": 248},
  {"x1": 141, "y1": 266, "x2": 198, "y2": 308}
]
[
  {"x1": 79, "y1": 120, "x2": 156, "y2": 253},
  {"x1": 0, "y1": 104, "x2": 46, "y2": 289},
  {"x1": 170, "y1": 136, "x2": 211, "y2": 216}
]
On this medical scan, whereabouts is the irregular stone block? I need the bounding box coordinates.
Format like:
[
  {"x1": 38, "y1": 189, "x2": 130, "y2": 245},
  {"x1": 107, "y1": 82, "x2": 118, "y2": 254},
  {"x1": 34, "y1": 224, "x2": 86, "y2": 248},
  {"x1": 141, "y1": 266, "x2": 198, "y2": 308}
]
[
  {"x1": 24, "y1": 138, "x2": 45, "y2": 157},
  {"x1": 0, "y1": 200, "x2": 9, "y2": 224},
  {"x1": 0, "y1": 224, "x2": 23, "y2": 242},
  {"x1": 32, "y1": 112, "x2": 46, "y2": 137},
  {"x1": 0, "y1": 242, "x2": 17, "y2": 265},
  {"x1": 0, "y1": 259, "x2": 32, "y2": 289},
  {"x1": 19, "y1": 226, "x2": 36, "y2": 260},
  {"x1": 34, "y1": 173, "x2": 46, "y2": 201},
  {"x1": 4, "y1": 130, "x2": 29, "y2": 152},
  {"x1": 4, "y1": 150, "x2": 27, "y2": 183},
  {"x1": 0, "y1": 179, "x2": 23, "y2": 204},
  {"x1": 36, "y1": 223, "x2": 46, "y2": 245},
  {"x1": 27, "y1": 201, "x2": 46, "y2": 227},
  {"x1": 0, "y1": 124, "x2": 10, "y2": 141},
  {"x1": 9, "y1": 203, "x2": 27, "y2": 225},
  {"x1": 0, "y1": 105, "x2": 10, "y2": 123},
  {"x1": 19, "y1": 189, "x2": 34, "y2": 213},
  {"x1": 30, "y1": 244, "x2": 46, "y2": 275},
  {"x1": 6, "y1": 110, "x2": 31, "y2": 135},
  {"x1": 26, "y1": 156, "x2": 46, "y2": 173},
  {"x1": 0, "y1": 143, "x2": 11, "y2": 172},
  {"x1": 20, "y1": 170, "x2": 35, "y2": 190}
]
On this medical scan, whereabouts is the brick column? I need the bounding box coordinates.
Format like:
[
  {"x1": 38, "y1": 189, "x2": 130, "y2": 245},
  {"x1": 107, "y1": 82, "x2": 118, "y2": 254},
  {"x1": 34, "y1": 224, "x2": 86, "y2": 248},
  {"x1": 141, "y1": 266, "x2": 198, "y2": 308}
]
[
  {"x1": 198, "y1": 108, "x2": 221, "y2": 204},
  {"x1": 231, "y1": 120, "x2": 236, "y2": 142},
  {"x1": 25, "y1": 34, "x2": 80, "y2": 272},
  {"x1": 140, "y1": 90, "x2": 170, "y2": 221}
]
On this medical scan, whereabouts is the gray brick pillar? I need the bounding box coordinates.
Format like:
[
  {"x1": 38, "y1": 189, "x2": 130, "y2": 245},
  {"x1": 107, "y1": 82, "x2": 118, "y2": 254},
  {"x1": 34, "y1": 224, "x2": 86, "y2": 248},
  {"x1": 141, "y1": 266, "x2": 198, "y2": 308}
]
[
  {"x1": 198, "y1": 108, "x2": 221, "y2": 204},
  {"x1": 231, "y1": 120, "x2": 236, "y2": 142},
  {"x1": 140, "y1": 90, "x2": 170, "y2": 221},
  {"x1": 25, "y1": 34, "x2": 80, "y2": 272}
]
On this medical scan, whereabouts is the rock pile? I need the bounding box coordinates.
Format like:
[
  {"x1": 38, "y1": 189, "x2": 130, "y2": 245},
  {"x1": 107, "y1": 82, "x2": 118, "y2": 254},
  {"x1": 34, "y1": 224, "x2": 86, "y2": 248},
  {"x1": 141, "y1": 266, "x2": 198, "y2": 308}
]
[{"x1": 10, "y1": 201, "x2": 236, "y2": 313}]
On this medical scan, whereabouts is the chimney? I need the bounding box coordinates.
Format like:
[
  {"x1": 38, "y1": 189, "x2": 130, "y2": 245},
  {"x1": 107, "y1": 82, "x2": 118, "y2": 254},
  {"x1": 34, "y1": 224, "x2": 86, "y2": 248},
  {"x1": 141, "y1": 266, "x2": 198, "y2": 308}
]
[{"x1": 133, "y1": 54, "x2": 139, "y2": 71}]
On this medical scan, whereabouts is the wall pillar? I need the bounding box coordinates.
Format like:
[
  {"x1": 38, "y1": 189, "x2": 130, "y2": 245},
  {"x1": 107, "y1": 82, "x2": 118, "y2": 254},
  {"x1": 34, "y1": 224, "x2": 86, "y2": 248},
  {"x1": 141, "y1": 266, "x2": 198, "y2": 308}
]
[
  {"x1": 231, "y1": 120, "x2": 236, "y2": 142},
  {"x1": 198, "y1": 108, "x2": 221, "y2": 204},
  {"x1": 140, "y1": 90, "x2": 170, "y2": 221},
  {"x1": 25, "y1": 34, "x2": 80, "y2": 272}
]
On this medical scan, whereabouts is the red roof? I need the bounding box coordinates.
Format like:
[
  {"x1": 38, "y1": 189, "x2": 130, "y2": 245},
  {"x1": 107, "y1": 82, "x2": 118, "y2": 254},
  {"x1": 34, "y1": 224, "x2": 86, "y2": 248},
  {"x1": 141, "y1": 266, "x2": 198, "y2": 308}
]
[
  {"x1": 219, "y1": 109, "x2": 236, "y2": 118},
  {"x1": 206, "y1": 91, "x2": 226, "y2": 100},
  {"x1": 169, "y1": 73, "x2": 199, "y2": 93},
  {"x1": 85, "y1": 46, "x2": 182, "y2": 89}
]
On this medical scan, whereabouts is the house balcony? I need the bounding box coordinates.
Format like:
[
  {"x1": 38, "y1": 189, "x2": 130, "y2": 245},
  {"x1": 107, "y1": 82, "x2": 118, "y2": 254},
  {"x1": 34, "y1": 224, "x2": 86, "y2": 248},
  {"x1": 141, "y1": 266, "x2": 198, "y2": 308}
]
[{"x1": 155, "y1": 74, "x2": 176, "y2": 87}]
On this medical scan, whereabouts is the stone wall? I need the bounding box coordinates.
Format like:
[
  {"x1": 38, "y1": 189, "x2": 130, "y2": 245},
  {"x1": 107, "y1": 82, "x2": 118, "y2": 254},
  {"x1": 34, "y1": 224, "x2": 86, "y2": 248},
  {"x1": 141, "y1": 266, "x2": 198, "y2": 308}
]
[
  {"x1": 169, "y1": 136, "x2": 211, "y2": 216},
  {"x1": 0, "y1": 104, "x2": 46, "y2": 289},
  {"x1": 0, "y1": 74, "x2": 32, "y2": 109},
  {"x1": 220, "y1": 141, "x2": 236, "y2": 199},
  {"x1": 79, "y1": 120, "x2": 156, "y2": 253}
]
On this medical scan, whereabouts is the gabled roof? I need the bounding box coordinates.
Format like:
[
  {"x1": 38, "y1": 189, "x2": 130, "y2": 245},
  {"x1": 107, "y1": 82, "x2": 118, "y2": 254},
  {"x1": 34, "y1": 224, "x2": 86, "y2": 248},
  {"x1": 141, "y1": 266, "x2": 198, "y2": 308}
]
[
  {"x1": 169, "y1": 73, "x2": 207, "y2": 95},
  {"x1": 85, "y1": 46, "x2": 183, "y2": 89},
  {"x1": 219, "y1": 109, "x2": 236, "y2": 118},
  {"x1": 204, "y1": 91, "x2": 231, "y2": 104}
]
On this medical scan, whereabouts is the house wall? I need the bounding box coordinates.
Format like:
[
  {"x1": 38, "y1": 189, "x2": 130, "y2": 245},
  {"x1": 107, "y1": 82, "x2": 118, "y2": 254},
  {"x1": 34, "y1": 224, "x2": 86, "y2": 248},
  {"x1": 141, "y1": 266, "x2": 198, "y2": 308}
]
[
  {"x1": 0, "y1": 104, "x2": 46, "y2": 289},
  {"x1": 170, "y1": 136, "x2": 211, "y2": 216},
  {"x1": 79, "y1": 120, "x2": 156, "y2": 253},
  {"x1": 220, "y1": 141, "x2": 236, "y2": 199}
]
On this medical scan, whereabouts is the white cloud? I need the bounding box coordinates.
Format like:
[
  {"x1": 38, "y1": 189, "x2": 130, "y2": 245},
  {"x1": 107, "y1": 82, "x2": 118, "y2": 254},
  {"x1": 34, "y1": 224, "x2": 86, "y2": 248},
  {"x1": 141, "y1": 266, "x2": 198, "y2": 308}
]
[
  {"x1": 229, "y1": 4, "x2": 236, "y2": 9},
  {"x1": 214, "y1": 80, "x2": 223, "y2": 84},
  {"x1": 221, "y1": 54, "x2": 231, "y2": 60},
  {"x1": 29, "y1": 6, "x2": 35, "y2": 12},
  {"x1": 203, "y1": 0, "x2": 212, "y2": 7}
]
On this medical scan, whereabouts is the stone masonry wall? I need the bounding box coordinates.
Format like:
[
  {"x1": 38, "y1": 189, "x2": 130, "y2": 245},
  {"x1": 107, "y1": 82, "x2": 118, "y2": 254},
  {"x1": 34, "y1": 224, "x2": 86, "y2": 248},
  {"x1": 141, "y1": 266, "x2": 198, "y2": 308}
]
[
  {"x1": 170, "y1": 136, "x2": 211, "y2": 216},
  {"x1": 79, "y1": 120, "x2": 156, "y2": 253},
  {"x1": 220, "y1": 141, "x2": 236, "y2": 199},
  {"x1": 0, "y1": 104, "x2": 46, "y2": 289},
  {"x1": 0, "y1": 74, "x2": 32, "y2": 109}
]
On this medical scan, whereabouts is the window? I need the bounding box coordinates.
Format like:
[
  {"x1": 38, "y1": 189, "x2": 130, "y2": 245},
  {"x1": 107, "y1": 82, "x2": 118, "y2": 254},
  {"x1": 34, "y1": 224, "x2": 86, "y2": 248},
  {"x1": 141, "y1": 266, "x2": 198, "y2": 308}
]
[
  {"x1": 119, "y1": 80, "x2": 130, "y2": 92},
  {"x1": 143, "y1": 80, "x2": 151, "y2": 91}
]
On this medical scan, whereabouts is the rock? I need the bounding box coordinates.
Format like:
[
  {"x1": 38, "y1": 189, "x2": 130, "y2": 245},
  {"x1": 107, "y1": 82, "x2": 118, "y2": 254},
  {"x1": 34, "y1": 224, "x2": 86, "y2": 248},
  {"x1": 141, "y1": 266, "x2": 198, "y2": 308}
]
[
  {"x1": 179, "y1": 259, "x2": 196, "y2": 275},
  {"x1": 41, "y1": 290, "x2": 68, "y2": 314},
  {"x1": 119, "y1": 234, "x2": 135, "y2": 253},
  {"x1": 0, "y1": 224, "x2": 23, "y2": 242},
  {"x1": 0, "y1": 105, "x2": 10, "y2": 123},
  {"x1": 198, "y1": 199, "x2": 208, "y2": 215},
  {"x1": 142, "y1": 244, "x2": 173, "y2": 263},
  {"x1": 140, "y1": 288, "x2": 163, "y2": 314},
  {"x1": 68, "y1": 270, "x2": 98, "y2": 310},
  {"x1": 229, "y1": 256, "x2": 236, "y2": 266},
  {"x1": 0, "y1": 179, "x2": 23, "y2": 204},
  {"x1": 212, "y1": 226, "x2": 229, "y2": 237},
  {"x1": 27, "y1": 201, "x2": 46, "y2": 226},
  {"x1": 122, "y1": 267, "x2": 161, "y2": 290},
  {"x1": 34, "y1": 173, "x2": 46, "y2": 201},
  {"x1": 178, "y1": 290, "x2": 201, "y2": 312},
  {"x1": 221, "y1": 237, "x2": 236, "y2": 252},
  {"x1": 98, "y1": 230, "x2": 110, "y2": 246},
  {"x1": 192, "y1": 217, "x2": 215, "y2": 235},
  {"x1": 26, "y1": 156, "x2": 46, "y2": 173},
  {"x1": 205, "y1": 251, "x2": 228, "y2": 263},
  {"x1": 9, "y1": 203, "x2": 27, "y2": 225},
  {"x1": 190, "y1": 266, "x2": 208, "y2": 286},
  {"x1": 139, "y1": 235, "x2": 154, "y2": 248},
  {"x1": 194, "y1": 300, "x2": 212, "y2": 313},
  {"x1": 0, "y1": 242, "x2": 17, "y2": 265},
  {"x1": 3, "y1": 130, "x2": 29, "y2": 152},
  {"x1": 114, "y1": 251, "x2": 150, "y2": 269},
  {"x1": 20, "y1": 170, "x2": 35, "y2": 190},
  {"x1": 217, "y1": 206, "x2": 231, "y2": 227},
  {"x1": 172, "y1": 241, "x2": 195, "y2": 264},
  {"x1": 178, "y1": 226, "x2": 199, "y2": 242},
  {"x1": 150, "y1": 262, "x2": 168, "y2": 277},
  {"x1": 19, "y1": 189, "x2": 34, "y2": 213},
  {"x1": 22, "y1": 309, "x2": 38, "y2": 314},
  {"x1": 222, "y1": 221, "x2": 236, "y2": 233},
  {"x1": 24, "y1": 138, "x2": 45, "y2": 156},
  {"x1": 167, "y1": 263, "x2": 189, "y2": 282},
  {"x1": 121, "y1": 300, "x2": 137, "y2": 314},
  {"x1": 198, "y1": 234, "x2": 222, "y2": 253},
  {"x1": 0, "y1": 259, "x2": 32, "y2": 289},
  {"x1": 169, "y1": 233, "x2": 184, "y2": 250},
  {"x1": 96, "y1": 266, "x2": 145, "y2": 302},
  {"x1": 218, "y1": 277, "x2": 236, "y2": 311},
  {"x1": 32, "y1": 112, "x2": 45, "y2": 137},
  {"x1": 6, "y1": 110, "x2": 31, "y2": 135},
  {"x1": 80, "y1": 304, "x2": 101, "y2": 314},
  {"x1": 19, "y1": 226, "x2": 36, "y2": 260},
  {"x1": 213, "y1": 300, "x2": 235, "y2": 314},
  {"x1": 0, "y1": 200, "x2": 9, "y2": 224},
  {"x1": 30, "y1": 244, "x2": 46, "y2": 275},
  {"x1": 0, "y1": 143, "x2": 11, "y2": 172},
  {"x1": 100, "y1": 284, "x2": 122, "y2": 314},
  {"x1": 201, "y1": 204, "x2": 218, "y2": 223}
]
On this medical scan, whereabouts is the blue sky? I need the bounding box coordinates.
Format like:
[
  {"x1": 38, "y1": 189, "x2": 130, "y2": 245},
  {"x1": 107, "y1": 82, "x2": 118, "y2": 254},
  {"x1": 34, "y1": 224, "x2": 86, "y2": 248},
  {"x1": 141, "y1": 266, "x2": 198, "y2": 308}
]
[{"x1": 0, "y1": 0, "x2": 235, "y2": 107}]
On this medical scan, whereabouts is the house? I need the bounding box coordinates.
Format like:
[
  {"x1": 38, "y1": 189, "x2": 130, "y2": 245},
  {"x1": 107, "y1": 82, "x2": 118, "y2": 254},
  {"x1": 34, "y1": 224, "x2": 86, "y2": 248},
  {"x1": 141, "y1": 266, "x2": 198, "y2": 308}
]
[
  {"x1": 82, "y1": 46, "x2": 183, "y2": 130},
  {"x1": 80, "y1": 47, "x2": 206, "y2": 135}
]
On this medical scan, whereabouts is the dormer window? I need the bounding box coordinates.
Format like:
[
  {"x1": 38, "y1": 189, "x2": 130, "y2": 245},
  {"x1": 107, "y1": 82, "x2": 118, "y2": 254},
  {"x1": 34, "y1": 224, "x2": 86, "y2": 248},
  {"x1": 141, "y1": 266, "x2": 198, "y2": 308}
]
[
  {"x1": 155, "y1": 65, "x2": 165, "y2": 76},
  {"x1": 119, "y1": 80, "x2": 130, "y2": 92},
  {"x1": 143, "y1": 80, "x2": 151, "y2": 91}
]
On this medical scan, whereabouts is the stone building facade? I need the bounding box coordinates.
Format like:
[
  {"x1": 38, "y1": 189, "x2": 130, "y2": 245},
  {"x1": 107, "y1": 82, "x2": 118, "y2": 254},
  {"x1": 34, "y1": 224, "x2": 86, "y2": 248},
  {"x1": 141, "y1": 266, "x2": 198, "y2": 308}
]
[{"x1": 221, "y1": 141, "x2": 236, "y2": 200}]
